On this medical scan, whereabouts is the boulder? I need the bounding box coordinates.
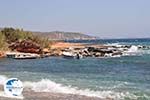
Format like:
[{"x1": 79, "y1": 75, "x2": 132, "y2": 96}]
[
  {"x1": 94, "y1": 52, "x2": 102, "y2": 57},
  {"x1": 112, "y1": 52, "x2": 122, "y2": 56},
  {"x1": 9, "y1": 40, "x2": 42, "y2": 54},
  {"x1": 0, "y1": 51, "x2": 5, "y2": 58}
]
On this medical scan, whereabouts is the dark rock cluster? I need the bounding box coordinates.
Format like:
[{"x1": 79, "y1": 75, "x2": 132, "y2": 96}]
[
  {"x1": 62, "y1": 46, "x2": 124, "y2": 58},
  {"x1": 9, "y1": 40, "x2": 42, "y2": 54}
]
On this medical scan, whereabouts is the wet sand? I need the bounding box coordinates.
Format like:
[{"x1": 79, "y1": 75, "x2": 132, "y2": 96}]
[{"x1": 0, "y1": 85, "x2": 109, "y2": 100}]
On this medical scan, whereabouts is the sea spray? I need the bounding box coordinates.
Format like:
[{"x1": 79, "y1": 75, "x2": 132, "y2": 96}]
[
  {"x1": 128, "y1": 45, "x2": 138, "y2": 53},
  {"x1": 0, "y1": 75, "x2": 144, "y2": 99},
  {"x1": 0, "y1": 75, "x2": 143, "y2": 99},
  {"x1": 23, "y1": 79, "x2": 136, "y2": 100}
]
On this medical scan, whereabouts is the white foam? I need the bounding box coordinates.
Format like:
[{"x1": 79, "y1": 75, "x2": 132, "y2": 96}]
[
  {"x1": 128, "y1": 45, "x2": 138, "y2": 53},
  {"x1": 0, "y1": 75, "x2": 139, "y2": 99},
  {"x1": 104, "y1": 43, "x2": 150, "y2": 57},
  {"x1": 122, "y1": 45, "x2": 140, "y2": 56},
  {"x1": 24, "y1": 79, "x2": 136, "y2": 99},
  {"x1": 140, "y1": 50, "x2": 150, "y2": 54},
  {"x1": 106, "y1": 43, "x2": 123, "y2": 48},
  {"x1": 0, "y1": 75, "x2": 7, "y2": 85},
  {"x1": 123, "y1": 45, "x2": 150, "y2": 56},
  {"x1": 0, "y1": 92, "x2": 24, "y2": 99}
]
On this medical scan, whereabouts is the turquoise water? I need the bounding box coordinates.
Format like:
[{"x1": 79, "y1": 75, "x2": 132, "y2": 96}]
[{"x1": 0, "y1": 39, "x2": 150, "y2": 99}]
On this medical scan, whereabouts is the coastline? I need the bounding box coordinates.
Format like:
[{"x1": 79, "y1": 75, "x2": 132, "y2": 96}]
[
  {"x1": 1, "y1": 41, "x2": 145, "y2": 59},
  {"x1": 0, "y1": 42, "x2": 106, "y2": 58},
  {"x1": 0, "y1": 38, "x2": 150, "y2": 100}
]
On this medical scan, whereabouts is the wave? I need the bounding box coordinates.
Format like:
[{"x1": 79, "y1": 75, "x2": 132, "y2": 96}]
[
  {"x1": 106, "y1": 43, "x2": 123, "y2": 48},
  {"x1": 122, "y1": 45, "x2": 139, "y2": 56},
  {"x1": 24, "y1": 79, "x2": 137, "y2": 100},
  {"x1": 127, "y1": 45, "x2": 138, "y2": 53},
  {"x1": 0, "y1": 75, "x2": 145, "y2": 100},
  {"x1": 106, "y1": 43, "x2": 150, "y2": 56},
  {"x1": 124, "y1": 45, "x2": 150, "y2": 55}
]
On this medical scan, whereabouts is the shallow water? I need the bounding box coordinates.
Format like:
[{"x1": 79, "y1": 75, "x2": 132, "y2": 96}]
[{"x1": 0, "y1": 39, "x2": 150, "y2": 100}]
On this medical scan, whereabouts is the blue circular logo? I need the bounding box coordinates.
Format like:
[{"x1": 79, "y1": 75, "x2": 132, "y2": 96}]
[{"x1": 4, "y1": 78, "x2": 23, "y2": 96}]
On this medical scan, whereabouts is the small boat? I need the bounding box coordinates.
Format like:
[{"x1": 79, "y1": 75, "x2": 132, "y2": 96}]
[
  {"x1": 6, "y1": 52, "x2": 40, "y2": 59},
  {"x1": 6, "y1": 54, "x2": 16, "y2": 58},
  {"x1": 62, "y1": 52, "x2": 76, "y2": 58},
  {"x1": 62, "y1": 52, "x2": 83, "y2": 59},
  {"x1": 6, "y1": 52, "x2": 17, "y2": 58},
  {"x1": 14, "y1": 54, "x2": 39, "y2": 59}
]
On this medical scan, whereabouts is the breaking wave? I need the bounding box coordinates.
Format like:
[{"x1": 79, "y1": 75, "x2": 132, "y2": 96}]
[
  {"x1": 125, "y1": 45, "x2": 150, "y2": 55},
  {"x1": 127, "y1": 45, "x2": 138, "y2": 53},
  {"x1": 24, "y1": 79, "x2": 137, "y2": 99},
  {"x1": 106, "y1": 43, "x2": 150, "y2": 56},
  {"x1": 0, "y1": 75, "x2": 148, "y2": 99}
]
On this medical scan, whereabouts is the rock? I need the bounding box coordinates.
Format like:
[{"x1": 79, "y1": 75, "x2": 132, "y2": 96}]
[
  {"x1": 87, "y1": 47, "x2": 113, "y2": 54},
  {"x1": 42, "y1": 48, "x2": 51, "y2": 53},
  {"x1": 94, "y1": 52, "x2": 102, "y2": 57},
  {"x1": 87, "y1": 47, "x2": 98, "y2": 52},
  {"x1": 9, "y1": 40, "x2": 42, "y2": 54},
  {"x1": 124, "y1": 45, "x2": 131, "y2": 48},
  {"x1": 0, "y1": 51, "x2": 5, "y2": 58},
  {"x1": 112, "y1": 52, "x2": 122, "y2": 56},
  {"x1": 50, "y1": 49, "x2": 62, "y2": 56},
  {"x1": 100, "y1": 49, "x2": 113, "y2": 53}
]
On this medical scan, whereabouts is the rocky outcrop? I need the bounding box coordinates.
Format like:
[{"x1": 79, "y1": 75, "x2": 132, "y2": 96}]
[
  {"x1": 0, "y1": 51, "x2": 5, "y2": 58},
  {"x1": 60, "y1": 45, "x2": 130, "y2": 58},
  {"x1": 9, "y1": 40, "x2": 42, "y2": 54},
  {"x1": 87, "y1": 47, "x2": 113, "y2": 54}
]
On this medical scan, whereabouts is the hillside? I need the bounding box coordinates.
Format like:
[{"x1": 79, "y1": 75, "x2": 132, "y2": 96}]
[
  {"x1": 0, "y1": 27, "x2": 97, "y2": 40},
  {"x1": 0, "y1": 28, "x2": 3, "y2": 31},
  {"x1": 33, "y1": 31, "x2": 96, "y2": 40}
]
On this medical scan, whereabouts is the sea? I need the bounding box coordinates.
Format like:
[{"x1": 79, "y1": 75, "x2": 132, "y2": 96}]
[{"x1": 0, "y1": 38, "x2": 150, "y2": 100}]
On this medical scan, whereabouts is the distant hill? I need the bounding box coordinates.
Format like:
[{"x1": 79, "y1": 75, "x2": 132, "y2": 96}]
[
  {"x1": 0, "y1": 27, "x2": 97, "y2": 40},
  {"x1": 33, "y1": 31, "x2": 97, "y2": 40},
  {"x1": 0, "y1": 28, "x2": 3, "y2": 31}
]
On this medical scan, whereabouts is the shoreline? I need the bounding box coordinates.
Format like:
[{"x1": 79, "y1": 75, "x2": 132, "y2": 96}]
[
  {"x1": 0, "y1": 85, "x2": 105, "y2": 100},
  {"x1": 0, "y1": 41, "x2": 146, "y2": 59},
  {"x1": 0, "y1": 42, "x2": 107, "y2": 58}
]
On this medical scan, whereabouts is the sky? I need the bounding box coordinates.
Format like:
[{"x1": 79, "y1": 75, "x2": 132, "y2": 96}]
[{"x1": 0, "y1": 0, "x2": 150, "y2": 38}]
